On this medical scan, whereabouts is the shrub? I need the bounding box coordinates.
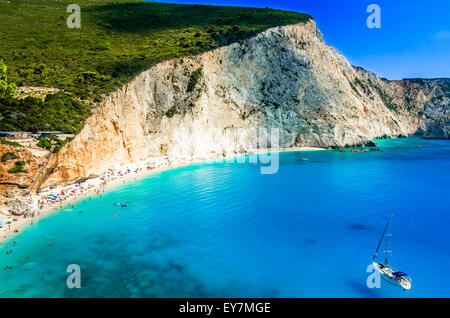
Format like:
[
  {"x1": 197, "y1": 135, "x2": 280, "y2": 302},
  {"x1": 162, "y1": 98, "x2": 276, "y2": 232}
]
[
  {"x1": 8, "y1": 160, "x2": 26, "y2": 173},
  {"x1": 76, "y1": 70, "x2": 111, "y2": 84},
  {"x1": 0, "y1": 60, "x2": 17, "y2": 98},
  {"x1": 186, "y1": 68, "x2": 203, "y2": 92},
  {"x1": 52, "y1": 137, "x2": 68, "y2": 153},
  {"x1": 37, "y1": 137, "x2": 52, "y2": 150},
  {"x1": 165, "y1": 106, "x2": 177, "y2": 118},
  {"x1": 53, "y1": 143, "x2": 62, "y2": 153},
  {"x1": 0, "y1": 138, "x2": 22, "y2": 147},
  {"x1": 1, "y1": 151, "x2": 18, "y2": 162}
]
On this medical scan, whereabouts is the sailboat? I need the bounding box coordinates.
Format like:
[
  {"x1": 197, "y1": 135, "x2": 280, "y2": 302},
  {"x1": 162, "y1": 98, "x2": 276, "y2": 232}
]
[{"x1": 372, "y1": 212, "x2": 412, "y2": 290}]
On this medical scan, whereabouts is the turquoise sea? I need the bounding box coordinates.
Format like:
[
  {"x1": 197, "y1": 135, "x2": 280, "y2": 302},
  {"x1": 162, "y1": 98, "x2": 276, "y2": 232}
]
[{"x1": 0, "y1": 136, "x2": 449, "y2": 297}]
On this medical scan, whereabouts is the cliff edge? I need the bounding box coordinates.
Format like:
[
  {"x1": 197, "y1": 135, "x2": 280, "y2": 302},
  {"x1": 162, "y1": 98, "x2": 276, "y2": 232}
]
[{"x1": 39, "y1": 20, "x2": 449, "y2": 188}]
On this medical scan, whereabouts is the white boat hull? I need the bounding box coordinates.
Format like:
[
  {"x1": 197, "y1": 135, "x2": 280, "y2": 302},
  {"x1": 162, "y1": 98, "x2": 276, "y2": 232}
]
[{"x1": 373, "y1": 262, "x2": 412, "y2": 290}]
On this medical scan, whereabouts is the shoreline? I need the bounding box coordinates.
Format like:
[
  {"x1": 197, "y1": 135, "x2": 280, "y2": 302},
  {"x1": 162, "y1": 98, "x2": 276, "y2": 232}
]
[{"x1": 0, "y1": 146, "x2": 325, "y2": 244}]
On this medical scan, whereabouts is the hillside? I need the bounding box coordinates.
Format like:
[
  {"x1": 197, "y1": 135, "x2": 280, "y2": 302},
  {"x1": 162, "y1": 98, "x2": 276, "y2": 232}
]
[{"x1": 0, "y1": 0, "x2": 311, "y2": 101}]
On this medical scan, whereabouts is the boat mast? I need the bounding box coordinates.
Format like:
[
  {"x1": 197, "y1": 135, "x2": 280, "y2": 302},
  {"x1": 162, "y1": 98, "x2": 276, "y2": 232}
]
[
  {"x1": 384, "y1": 212, "x2": 393, "y2": 265},
  {"x1": 373, "y1": 213, "x2": 390, "y2": 262}
]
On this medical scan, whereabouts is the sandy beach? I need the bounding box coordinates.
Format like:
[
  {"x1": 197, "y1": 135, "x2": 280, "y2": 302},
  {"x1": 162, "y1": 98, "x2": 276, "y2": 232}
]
[{"x1": 0, "y1": 146, "x2": 325, "y2": 244}]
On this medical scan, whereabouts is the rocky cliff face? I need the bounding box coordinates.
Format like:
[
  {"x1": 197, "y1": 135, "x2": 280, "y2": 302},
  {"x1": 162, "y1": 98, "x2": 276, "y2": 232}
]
[
  {"x1": 388, "y1": 78, "x2": 449, "y2": 139},
  {"x1": 0, "y1": 144, "x2": 38, "y2": 216},
  {"x1": 39, "y1": 20, "x2": 449, "y2": 188}
]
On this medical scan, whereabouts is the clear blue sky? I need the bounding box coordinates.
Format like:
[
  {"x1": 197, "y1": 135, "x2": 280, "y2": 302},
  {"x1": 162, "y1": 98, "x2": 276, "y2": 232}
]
[{"x1": 156, "y1": 0, "x2": 450, "y2": 80}]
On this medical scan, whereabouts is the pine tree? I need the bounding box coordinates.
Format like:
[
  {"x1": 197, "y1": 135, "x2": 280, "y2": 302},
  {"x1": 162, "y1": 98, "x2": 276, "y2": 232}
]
[{"x1": 0, "y1": 60, "x2": 17, "y2": 98}]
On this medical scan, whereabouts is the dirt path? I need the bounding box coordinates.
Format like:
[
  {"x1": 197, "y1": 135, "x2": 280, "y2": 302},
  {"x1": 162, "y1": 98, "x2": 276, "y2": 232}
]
[{"x1": 27, "y1": 146, "x2": 54, "y2": 193}]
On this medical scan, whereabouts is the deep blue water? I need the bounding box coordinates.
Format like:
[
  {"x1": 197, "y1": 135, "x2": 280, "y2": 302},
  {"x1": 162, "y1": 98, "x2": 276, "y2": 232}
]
[{"x1": 0, "y1": 136, "x2": 449, "y2": 297}]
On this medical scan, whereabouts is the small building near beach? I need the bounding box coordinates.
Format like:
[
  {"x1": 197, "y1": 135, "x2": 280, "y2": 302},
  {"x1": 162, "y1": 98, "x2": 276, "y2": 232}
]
[
  {"x1": 36, "y1": 131, "x2": 64, "y2": 138},
  {"x1": 0, "y1": 131, "x2": 32, "y2": 139},
  {"x1": 35, "y1": 131, "x2": 74, "y2": 140}
]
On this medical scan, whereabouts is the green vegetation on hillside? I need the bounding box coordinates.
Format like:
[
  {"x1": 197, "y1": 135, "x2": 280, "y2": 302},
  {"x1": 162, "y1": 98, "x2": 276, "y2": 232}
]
[
  {"x1": 0, "y1": 138, "x2": 22, "y2": 147},
  {"x1": 46, "y1": 134, "x2": 70, "y2": 153},
  {"x1": 0, "y1": 92, "x2": 92, "y2": 133},
  {"x1": 186, "y1": 67, "x2": 203, "y2": 92},
  {"x1": 0, "y1": 0, "x2": 311, "y2": 100},
  {"x1": 36, "y1": 137, "x2": 53, "y2": 150},
  {"x1": 375, "y1": 86, "x2": 399, "y2": 112},
  {"x1": 0, "y1": 59, "x2": 17, "y2": 98},
  {"x1": 434, "y1": 80, "x2": 450, "y2": 94},
  {"x1": 0, "y1": 0, "x2": 310, "y2": 134},
  {"x1": 8, "y1": 160, "x2": 26, "y2": 174},
  {"x1": 1, "y1": 151, "x2": 18, "y2": 162},
  {"x1": 36, "y1": 135, "x2": 71, "y2": 153},
  {"x1": 1, "y1": 60, "x2": 91, "y2": 133}
]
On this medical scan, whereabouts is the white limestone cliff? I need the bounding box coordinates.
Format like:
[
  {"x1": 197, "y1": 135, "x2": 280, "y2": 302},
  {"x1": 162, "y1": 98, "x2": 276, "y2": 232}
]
[{"x1": 39, "y1": 20, "x2": 449, "y2": 187}]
